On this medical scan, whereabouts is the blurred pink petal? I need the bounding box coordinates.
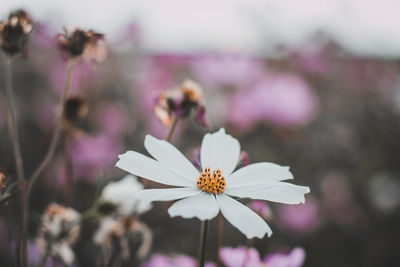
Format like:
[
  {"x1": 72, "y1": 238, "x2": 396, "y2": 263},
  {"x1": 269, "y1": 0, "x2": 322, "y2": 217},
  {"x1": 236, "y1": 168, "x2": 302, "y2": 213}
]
[
  {"x1": 68, "y1": 134, "x2": 121, "y2": 180},
  {"x1": 229, "y1": 74, "x2": 317, "y2": 128},
  {"x1": 248, "y1": 200, "x2": 273, "y2": 221},
  {"x1": 143, "y1": 254, "x2": 215, "y2": 267},
  {"x1": 220, "y1": 246, "x2": 261, "y2": 267},
  {"x1": 277, "y1": 196, "x2": 320, "y2": 234},
  {"x1": 263, "y1": 247, "x2": 306, "y2": 267},
  {"x1": 95, "y1": 103, "x2": 129, "y2": 138},
  {"x1": 191, "y1": 54, "x2": 265, "y2": 88},
  {"x1": 294, "y1": 50, "x2": 329, "y2": 74}
]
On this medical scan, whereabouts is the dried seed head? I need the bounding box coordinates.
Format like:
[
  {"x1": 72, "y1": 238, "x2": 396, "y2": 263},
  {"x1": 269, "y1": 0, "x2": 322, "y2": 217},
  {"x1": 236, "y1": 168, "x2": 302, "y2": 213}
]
[
  {"x1": 154, "y1": 80, "x2": 208, "y2": 128},
  {"x1": 0, "y1": 9, "x2": 34, "y2": 55},
  {"x1": 40, "y1": 203, "x2": 80, "y2": 244},
  {"x1": 56, "y1": 28, "x2": 106, "y2": 62},
  {"x1": 64, "y1": 95, "x2": 88, "y2": 123},
  {"x1": 94, "y1": 216, "x2": 152, "y2": 261}
]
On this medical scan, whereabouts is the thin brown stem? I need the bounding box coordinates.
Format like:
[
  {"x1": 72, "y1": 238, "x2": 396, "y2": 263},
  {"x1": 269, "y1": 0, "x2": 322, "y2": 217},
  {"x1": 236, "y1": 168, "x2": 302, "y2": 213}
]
[
  {"x1": 3, "y1": 55, "x2": 27, "y2": 267},
  {"x1": 198, "y1": 220, "x2": 208, "y2": 267},
  {"x1": 25, "y1": 62, "x2": 74, "y2": 197},
  {"x1": 63, "y1": 134, "x2": 74, "y2": 205},
  {"x1": 216, "y1": 213, "x2": 223, "y2": 267},
  {"x1": 18, "y1": 62, "x2": 74, "y2": 267},
  {"x1": 4, "y1": 56, "x2": 24, "y2": 183},
  {"x1": 166, "y1": 116, "x2": 179, "y2": 142}
]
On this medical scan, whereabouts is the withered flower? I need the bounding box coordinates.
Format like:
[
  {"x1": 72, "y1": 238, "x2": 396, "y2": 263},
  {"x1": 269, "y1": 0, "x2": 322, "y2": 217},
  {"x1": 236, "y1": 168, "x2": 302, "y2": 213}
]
[
  {"x1": 94, "y1": 216, "x2": 152, "y2": 262},
  {"x1": 37, "y1": 203, "x2": 80, "y2": 265},
  {"x1": 0, "y1": 9, "x2": 34, "y2": 55},
  {"x1": 64, "y1": 95, "x2": 88, "y2": 124},
  {"x1": 56, "y1": 28, "x2": 106, "y2": 62},
  {"x1": 154, "y1": 80, "x2": 209, "y2": 129}
]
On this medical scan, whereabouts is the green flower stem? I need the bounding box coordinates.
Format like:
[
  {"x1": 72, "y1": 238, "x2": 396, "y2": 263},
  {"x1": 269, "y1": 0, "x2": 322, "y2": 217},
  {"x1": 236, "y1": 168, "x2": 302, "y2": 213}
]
[{"x1": 198, "y1": 220, "x2": 209, "y2": 267}]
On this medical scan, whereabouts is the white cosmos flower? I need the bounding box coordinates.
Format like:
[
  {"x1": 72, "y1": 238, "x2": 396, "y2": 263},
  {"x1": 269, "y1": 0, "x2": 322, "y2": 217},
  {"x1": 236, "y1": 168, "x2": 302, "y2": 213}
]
[
  {"x1": 101, "y1": 174, "x2": 152, "y2": 215},
  {"x1": 116, "y1": 128, "x2": 310, "y2": 239}
]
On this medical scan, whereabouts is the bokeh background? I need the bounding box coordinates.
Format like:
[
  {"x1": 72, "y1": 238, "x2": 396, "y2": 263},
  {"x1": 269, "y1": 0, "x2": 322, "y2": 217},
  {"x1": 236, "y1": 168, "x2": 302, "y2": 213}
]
[{"x1": 1, "y1": 0, "x2": 400, "y2": 266}]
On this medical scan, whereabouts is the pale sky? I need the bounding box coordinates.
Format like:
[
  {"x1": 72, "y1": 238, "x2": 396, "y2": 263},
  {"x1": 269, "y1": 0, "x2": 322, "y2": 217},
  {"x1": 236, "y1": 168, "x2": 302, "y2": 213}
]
[{"x1": 2, "y1": 0, "x2": 400, "y2": 58}]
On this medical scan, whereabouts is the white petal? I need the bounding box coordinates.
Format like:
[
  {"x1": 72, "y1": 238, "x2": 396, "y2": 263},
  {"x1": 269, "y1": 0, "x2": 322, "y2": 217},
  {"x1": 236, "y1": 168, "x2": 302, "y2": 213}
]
[
  {"x1": 134, "y1": 188, "x2": 200, "y2": 202},
  {"x1": 200, "y1": 128, "x2": 240, "y2": 177},
  {"x1": 116, "y1": 151, "x2": 194, "y2": 187},
  {"x1": 225, "y1": 182, "x2": 310, "y2": 204},
  {"x1": 216, "y1": 194, "x2": 272, "y2": 238},
  {"x1": 168, "y1": 192, "x2": 219, "y2": 220},
  {"x1": 101, "y1": 174, "x2": 152, "y2": 215},
  {"x1": 144, "y1": 135, "x2": 199, "y2": 180},
  {"x1": 227, "y1": 162, "x2": 293, "y2": 189}
]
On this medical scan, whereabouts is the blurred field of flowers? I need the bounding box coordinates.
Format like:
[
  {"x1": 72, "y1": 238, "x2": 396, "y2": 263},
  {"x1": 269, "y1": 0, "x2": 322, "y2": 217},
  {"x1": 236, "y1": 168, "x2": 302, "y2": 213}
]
[{"x1": 1, "y1": 3, "x2": 400, "y2": 267}]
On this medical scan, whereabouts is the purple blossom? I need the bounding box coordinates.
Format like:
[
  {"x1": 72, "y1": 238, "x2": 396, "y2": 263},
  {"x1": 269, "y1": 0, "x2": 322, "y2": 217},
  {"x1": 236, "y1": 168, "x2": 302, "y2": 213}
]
[
  {"x1": 142, "y1": 253, "x2": 215, "y2": 267},
  {"x1": 94, "y1": 103, "x2": 129, "y2": 138},
  {"x1": 220, "y1": 246, "x2": 305, "y2": 267},
  {"x1": 277, "y1": 196, "x2": 320, "y2": 234},
  {"x1": 264, "y1": 247, "x2": 306, "y2": 267},
  {"x1": 228, "y1": 73, "x2": 317, "y2": 128},
  {"x1": 68, "y1": 134, "x2": 121, "y2": 180},
  {"x1": 191, "y1": 54, "x2": 266, "y2": 88},
  {"x1": 248, "y1": 200, "x2": 273, "y2": 221},
  {"x1": 220, "y1": 247, "x2": 261, "y2": 267}
]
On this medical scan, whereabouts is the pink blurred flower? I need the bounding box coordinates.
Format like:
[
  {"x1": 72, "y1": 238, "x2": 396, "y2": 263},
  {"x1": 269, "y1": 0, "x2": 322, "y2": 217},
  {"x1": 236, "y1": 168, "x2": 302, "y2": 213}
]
[
  {"x1": 68, "y1": 134, "x2": 121, "y2": 180},
  {"x1": 220, "y1": 246, "x2": 305, "y2": 267},
  {"x1": 153, "y1": 53, "x2": 193, "y2": 67},
  {"x1": 191, "y1": 54, "x2": 265, "y2": 88},
  {"x1": 293, "y1": 50, "x2": 329, "y2": 74},
  {"x1": 142, "y1": 254, "x2": 215, "y2": 267},
  {"x1": 228, "y1": 74, "x2": 317, "y2": 128},
  {"x1": 277, "y1": 196, "x2": 320, "y2": 234},
  {"x1": 94, "y1": 103, "x2": 129, "y2": 138},
  {"x1": 264, "y1": 247, "x2": 306, "y2": 267},
  {"x1": 248, "y1": 200, "x2": 273, "y2": 221},
  {"x1": 220, "y1": 247, "x2": 261, "y2": 267}
]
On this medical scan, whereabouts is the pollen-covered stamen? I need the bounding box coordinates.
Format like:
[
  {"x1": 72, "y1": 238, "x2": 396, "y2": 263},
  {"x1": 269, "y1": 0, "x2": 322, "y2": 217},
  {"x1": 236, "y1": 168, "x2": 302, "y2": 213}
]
[{"x1": 196, "y1": 167, "x2": 226, "y2": 194}]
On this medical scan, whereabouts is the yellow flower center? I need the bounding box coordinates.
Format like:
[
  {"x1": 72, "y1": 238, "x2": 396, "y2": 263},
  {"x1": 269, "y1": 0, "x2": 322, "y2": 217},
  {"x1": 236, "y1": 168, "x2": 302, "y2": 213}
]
[{"x1": 196, "y1": 167, "x2": 226, "y2": 194}]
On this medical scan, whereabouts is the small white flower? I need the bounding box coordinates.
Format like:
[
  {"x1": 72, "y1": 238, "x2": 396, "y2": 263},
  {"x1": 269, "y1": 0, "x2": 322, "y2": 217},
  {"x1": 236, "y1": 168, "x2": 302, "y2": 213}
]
[
  {"x1": 101, "y1": 174, "x2": 152, "y2": 215},
  {"x1": 116, "y1": 128, "x2": 310, "y2": 238}
]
